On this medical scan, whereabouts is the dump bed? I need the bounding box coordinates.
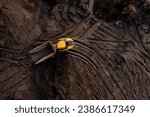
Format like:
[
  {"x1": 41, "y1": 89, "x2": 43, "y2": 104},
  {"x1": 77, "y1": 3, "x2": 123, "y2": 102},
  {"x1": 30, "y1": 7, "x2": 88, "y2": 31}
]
[{"x1": 29, "y1": 41, "x2": 56, "y2": 64}]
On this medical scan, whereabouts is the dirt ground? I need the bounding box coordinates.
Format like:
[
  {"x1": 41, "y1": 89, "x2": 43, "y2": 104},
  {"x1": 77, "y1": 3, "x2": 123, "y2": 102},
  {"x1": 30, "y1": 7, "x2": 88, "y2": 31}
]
[{"x1": 0, "y1": 0, "x2": 150, "y2": 99}]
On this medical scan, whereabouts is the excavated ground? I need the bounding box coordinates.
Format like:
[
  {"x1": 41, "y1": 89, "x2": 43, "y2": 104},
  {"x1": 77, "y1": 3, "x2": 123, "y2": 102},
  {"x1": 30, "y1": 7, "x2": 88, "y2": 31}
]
[{"x1": 0, "y1": 0, "x2": 150, "y2": 99}]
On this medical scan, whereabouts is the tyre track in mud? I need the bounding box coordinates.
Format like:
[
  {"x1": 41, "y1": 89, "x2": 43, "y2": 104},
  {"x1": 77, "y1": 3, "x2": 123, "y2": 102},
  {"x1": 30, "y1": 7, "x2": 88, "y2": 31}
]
[
  {"x1": 90, "y1": 20, "x2": 149, "y2": 99},
  {"x1": 91, "y1": 24, "x2": 129, "y2": 99},
  {"x1": 0, "y1": 76, "x2": 30, "y2": 99},
  {"x1": 66, "y1": 50, "x2": 98, "y2": 70},
  {"x1": 70, "y1": 58, "x2": 105, "y2": 99},
  {"x1": 71, "y1": 17, "x2": 136, "y2": 99},
  {"x1": 0, "y1": 50, "x2": 32, "y2": 89},
  {"x1": 0, "y1": 63, "x2": 32, "y2": 98},
  {"x1": 51, "y1": 1, "x2": 90, "y2": 38},
  {"x1": 74, "y1": 40, "x2": 104, "y2": 64},
  {"x1": 88, "y1": 24, "x2": 124, "y2": 47},
  {"x1": 71, "y1": 60, "x2": 89, "y2": 98},
  {"x1": 63, "y1": 12, "x2": 130, "y2": 99},
  {"x1": 0, "y1": 57, "x2": 23, "y2": 67},
  {"x1": 64, "y1": 14, "x2": 128, "y2": 99},
  {"x1": 0, "y1": 48, "x2": 32, "y2": 67},
  {"x1": 65, "y1": 14, "x2": 104, "y2": 70},
  {"x1": 72, "y1": 55, "x2": 116, "y2": 99},
  {"x1": 125, "y1": 22, "x2": 150, "y2": 98},
  {"x1": 52, "y1": 15, "x2": 92, "y2": 39}
]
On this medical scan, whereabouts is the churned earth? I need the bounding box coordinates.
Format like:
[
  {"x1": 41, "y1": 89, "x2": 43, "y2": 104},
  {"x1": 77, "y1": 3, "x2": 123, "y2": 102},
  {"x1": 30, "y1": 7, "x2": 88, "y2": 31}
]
[{"x1": 0, "y1": 0, "x2": 150, "y2": 99}]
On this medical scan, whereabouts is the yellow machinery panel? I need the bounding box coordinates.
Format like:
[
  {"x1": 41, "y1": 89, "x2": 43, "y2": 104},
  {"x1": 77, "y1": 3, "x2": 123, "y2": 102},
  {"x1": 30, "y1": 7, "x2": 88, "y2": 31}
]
[{"x1": 57, "y1": 40, "x2": 66, "y2": 49}]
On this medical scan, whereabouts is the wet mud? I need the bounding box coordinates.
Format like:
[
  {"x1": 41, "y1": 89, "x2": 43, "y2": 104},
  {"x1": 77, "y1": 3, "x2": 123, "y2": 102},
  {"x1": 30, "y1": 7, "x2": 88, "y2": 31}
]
[{"x1": 0, "y1": 0, "x2": 150, "y2": 99}]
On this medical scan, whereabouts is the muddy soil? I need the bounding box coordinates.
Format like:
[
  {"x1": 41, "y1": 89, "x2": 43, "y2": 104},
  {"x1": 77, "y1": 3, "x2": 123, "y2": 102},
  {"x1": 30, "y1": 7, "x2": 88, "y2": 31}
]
[{"x1": 0, "y1": 0, "x2": 150, "y2": 99}]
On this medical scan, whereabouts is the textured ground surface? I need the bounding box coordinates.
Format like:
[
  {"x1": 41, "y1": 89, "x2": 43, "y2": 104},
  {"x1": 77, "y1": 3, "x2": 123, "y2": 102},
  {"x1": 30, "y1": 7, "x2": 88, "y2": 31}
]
[{"x1": 0, "y1": 0, "x2": 150, "y2": 99}]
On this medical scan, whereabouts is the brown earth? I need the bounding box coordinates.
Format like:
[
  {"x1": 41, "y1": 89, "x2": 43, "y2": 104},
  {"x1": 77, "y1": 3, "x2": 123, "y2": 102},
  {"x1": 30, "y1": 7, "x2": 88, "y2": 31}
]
[{"x1": 0, "y1": 0, "x2": 150, "y2": 99}]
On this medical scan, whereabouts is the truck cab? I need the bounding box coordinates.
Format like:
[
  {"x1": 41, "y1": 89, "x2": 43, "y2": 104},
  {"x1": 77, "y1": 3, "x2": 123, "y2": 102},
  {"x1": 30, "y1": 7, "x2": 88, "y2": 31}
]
[{"x1": 56, "y1": 38, "x2": 74, "y2": 51}]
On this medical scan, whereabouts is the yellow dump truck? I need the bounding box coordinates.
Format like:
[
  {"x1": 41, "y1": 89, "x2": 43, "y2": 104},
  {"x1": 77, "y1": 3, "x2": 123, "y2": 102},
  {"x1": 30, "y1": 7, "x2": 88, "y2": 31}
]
[{"x1": 29, "y1": 38, "x2": 74, "y2": 64}]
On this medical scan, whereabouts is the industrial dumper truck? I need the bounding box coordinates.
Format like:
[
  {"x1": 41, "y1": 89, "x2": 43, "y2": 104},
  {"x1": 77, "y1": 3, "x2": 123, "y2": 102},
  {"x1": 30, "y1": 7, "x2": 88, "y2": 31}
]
[{"x1": 29, "y1": 38, "x2": 74, "y2": 64}]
